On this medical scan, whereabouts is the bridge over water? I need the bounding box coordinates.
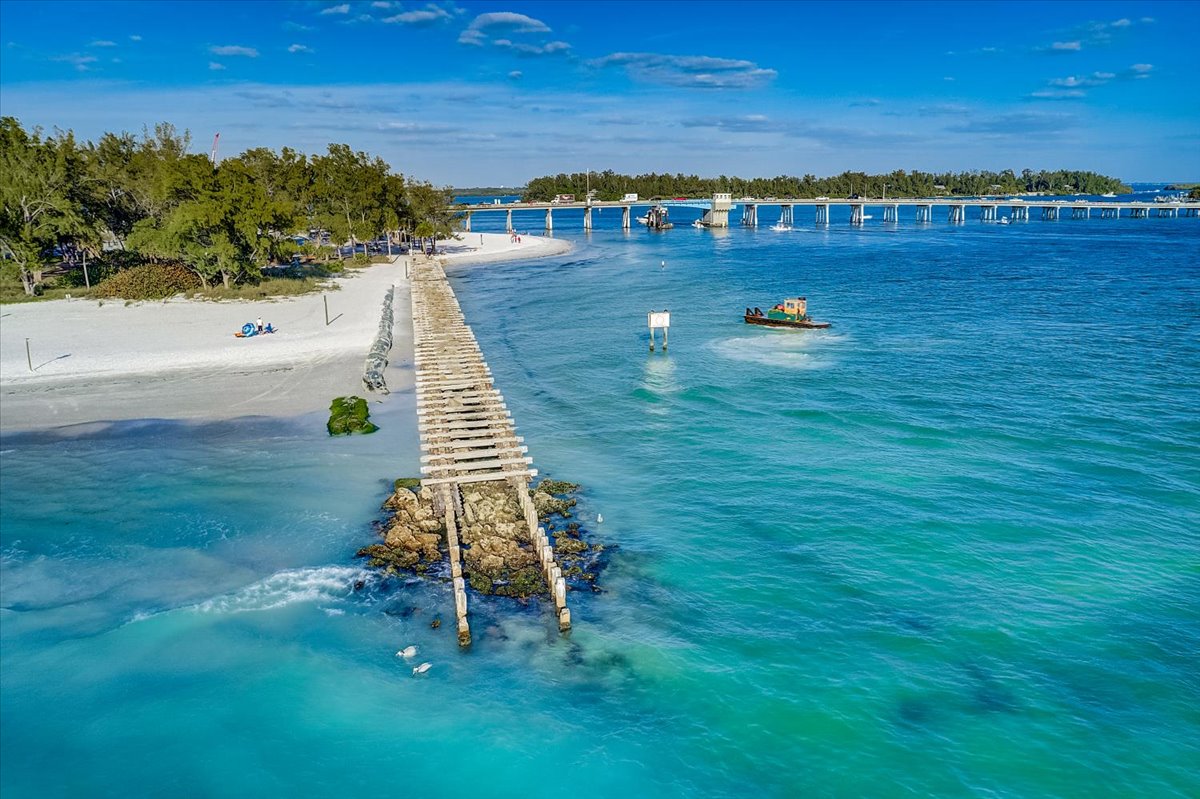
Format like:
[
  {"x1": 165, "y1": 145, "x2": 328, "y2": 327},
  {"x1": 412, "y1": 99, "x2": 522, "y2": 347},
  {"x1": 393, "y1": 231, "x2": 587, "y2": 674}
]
[{"x1": 456, "y1": 194, "x2": 1200, "y2": 231}]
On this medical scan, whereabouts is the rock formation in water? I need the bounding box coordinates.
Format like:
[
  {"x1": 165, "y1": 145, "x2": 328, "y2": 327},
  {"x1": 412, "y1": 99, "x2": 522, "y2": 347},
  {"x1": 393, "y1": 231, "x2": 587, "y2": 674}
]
[{"x1": 358, "y1": 477, "x2": 606, "y2": 597}]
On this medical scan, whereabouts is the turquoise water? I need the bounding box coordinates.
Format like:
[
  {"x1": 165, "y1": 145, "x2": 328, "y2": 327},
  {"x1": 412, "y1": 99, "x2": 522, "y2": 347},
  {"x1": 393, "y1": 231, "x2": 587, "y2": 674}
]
[{"x1": 3, "y1": 215, "x2": 1199, "y2": 797}]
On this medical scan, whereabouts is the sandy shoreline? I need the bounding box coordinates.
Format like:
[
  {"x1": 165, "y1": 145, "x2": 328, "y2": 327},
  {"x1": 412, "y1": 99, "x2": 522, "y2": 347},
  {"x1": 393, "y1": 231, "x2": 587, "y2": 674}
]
[{"x1": 0, "y1": 233, "x2": 571, "y2": 433}]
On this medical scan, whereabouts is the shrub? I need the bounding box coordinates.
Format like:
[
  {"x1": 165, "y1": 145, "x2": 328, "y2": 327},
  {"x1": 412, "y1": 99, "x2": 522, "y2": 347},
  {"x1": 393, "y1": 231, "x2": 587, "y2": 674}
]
[
  {"x1": 60, "y1": 251, "x2": 144, "y2": 288},
  {"x1": 93, "y1": 263, "x2": 202, "y2": 300}
]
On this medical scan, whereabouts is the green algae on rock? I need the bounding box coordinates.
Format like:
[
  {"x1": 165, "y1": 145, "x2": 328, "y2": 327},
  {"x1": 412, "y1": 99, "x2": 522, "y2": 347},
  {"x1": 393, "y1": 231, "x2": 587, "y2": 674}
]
[{"x1": 327, "y1": 396, "x2": 379, "y2": 436}]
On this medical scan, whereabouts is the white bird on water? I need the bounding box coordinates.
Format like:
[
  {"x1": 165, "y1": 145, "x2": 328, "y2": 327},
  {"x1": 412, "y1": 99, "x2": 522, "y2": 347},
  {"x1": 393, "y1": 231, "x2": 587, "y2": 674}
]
[
  {"x1": 597, "y1": 513, "x2": 604, "y2": 523},
  {"x1": 412, "y1": 662, "x2": 432, "y2": 676},
  {"x1": 395, "y1": 645, "x2": 417, "y2": 659}
]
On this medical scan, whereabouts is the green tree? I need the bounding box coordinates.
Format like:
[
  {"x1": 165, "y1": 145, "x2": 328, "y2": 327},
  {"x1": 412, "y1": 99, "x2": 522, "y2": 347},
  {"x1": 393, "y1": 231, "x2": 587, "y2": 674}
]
[{"x1": 0, "y1": 118, "x2": 87, "y2": 295}]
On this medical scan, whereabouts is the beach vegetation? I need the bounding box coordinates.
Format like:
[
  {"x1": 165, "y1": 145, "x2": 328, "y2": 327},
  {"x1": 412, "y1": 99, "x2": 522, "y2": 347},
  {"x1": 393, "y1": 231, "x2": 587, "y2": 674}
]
[
  {"x1": 523, "y1": 168, "x2": 1132, "y2": 202},
  {"x1": 92, "y1": 263, "x2": 202, "y2": 300},
  {"x1": 0, "y1": 116, "x2": 460, "y2": 299}
]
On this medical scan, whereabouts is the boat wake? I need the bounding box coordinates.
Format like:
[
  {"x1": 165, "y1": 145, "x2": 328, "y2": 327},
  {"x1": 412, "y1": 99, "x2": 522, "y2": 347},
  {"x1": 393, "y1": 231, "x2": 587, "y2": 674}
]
[{"x1": 710, "y1": 332, "x2": 844, "y2": 370}]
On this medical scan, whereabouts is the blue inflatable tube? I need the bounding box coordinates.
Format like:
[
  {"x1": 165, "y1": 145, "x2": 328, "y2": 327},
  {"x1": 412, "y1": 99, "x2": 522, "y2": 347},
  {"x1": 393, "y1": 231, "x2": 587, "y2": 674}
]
[{"x1": 242, "y1": 323, "x2": 256, "y2": 336}]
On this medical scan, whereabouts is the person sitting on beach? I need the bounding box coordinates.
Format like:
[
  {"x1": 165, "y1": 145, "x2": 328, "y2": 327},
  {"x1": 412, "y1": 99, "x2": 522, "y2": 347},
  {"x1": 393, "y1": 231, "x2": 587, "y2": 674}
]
[{"x1": 264, "y1": 323, "x2": 276, "y2": 334}]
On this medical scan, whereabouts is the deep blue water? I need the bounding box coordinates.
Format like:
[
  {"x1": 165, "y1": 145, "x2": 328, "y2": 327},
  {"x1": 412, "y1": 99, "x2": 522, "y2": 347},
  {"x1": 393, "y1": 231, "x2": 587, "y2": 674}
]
[{"x1": 3, "y1": 213, "x2": 1199, "y2": 797}]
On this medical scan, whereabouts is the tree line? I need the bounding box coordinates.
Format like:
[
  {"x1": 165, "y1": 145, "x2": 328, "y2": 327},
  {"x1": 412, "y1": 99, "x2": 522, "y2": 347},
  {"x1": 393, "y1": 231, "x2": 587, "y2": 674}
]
[
  {"x1": 0, "y1": 117, "x2": 460, "y2": 296},
  {"x1": 523, "y1": 169, "x2": 1131, "y2": 203}
]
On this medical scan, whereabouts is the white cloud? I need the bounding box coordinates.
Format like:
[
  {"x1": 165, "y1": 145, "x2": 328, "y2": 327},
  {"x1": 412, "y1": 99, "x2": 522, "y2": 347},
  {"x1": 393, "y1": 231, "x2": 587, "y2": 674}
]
[
  {"x1": 91, "y1": 40, "x2": 117, "y2": 47},
  {"x1": 129, "y1": 34, "x2": 142, "y2": 42},
  {"x1": 208, "y1": 62, "x2": 226, "y2": 71},
  {"x1": 288, "y1": 44, "x2": 313, "y2": 54},
  {"x1": 1131, "y1": 63, "x2": 1153, "y2": 72},
  {"x1": 589, "y1": 52, "x2": 777, "y2": 89},
  {"x1": 1029, "y1": 89, "x2": 1086, "y2": 100},
  {"x1": 1049, "y1": 71, "x2": 1113, "y2": 88},
  {"x1": 458, "y1": 29, "x2": 486, "y2": 46},
  {"x1": 1111, "y1": 18, "x2": 1131, "y2": 27},
  {"x1": 493, "y1": 38, "x2": 569, "y2": 56},
  {"x1": 463, "y1": 11, "x2": 551, "y2": 35},
  {"x1": 384, "y1": 5, "x2": 453, "y2": 25},
  {"x1": 1051, "y1": 41, "x2": 1082, "y2": 51},
  {"x1": 283, "y1": 21, "x2": 314, "y2": 32},
  {"x1": 210, "y1": 45, "x2": 259, "y2": 57},
  {"x1": 457, "y1": 11, "x2": 564, "y2": 53},
  {"x1": 943, "y1": 76, "x2": 955, "y2": 81},
  {"x1": 508, "y1": 70, "x2": 522, "y2": 80},
  {"x1": 320, "y1": 3, "x2": 350, "y2": 14},
  {"x1": 371, "y1": 1, "x2": 393, "y2": 7},
  {"x1": 52, "y1": 53, "x2": 98, "y2": 71}
]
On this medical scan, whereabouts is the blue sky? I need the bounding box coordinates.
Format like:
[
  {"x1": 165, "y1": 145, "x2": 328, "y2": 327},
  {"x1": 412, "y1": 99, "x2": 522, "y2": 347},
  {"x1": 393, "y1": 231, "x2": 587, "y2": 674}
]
[{"x1": 1, "y1": 0, "x2": 1196, "y2": 185}]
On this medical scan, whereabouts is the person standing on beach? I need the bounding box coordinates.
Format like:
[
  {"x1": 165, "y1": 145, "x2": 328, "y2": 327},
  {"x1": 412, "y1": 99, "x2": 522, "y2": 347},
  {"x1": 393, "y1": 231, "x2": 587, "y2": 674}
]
[{"x1": 256, "y1": 317, "x2": 264, "y2": 333}]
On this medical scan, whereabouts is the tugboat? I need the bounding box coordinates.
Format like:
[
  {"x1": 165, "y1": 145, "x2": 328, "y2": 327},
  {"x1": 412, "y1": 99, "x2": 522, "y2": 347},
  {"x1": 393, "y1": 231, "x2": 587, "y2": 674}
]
[
  {"x1": 643, "y1": 204, "x2": 674, "y2": 230},
  {"x1": 744, "y1": 297, "x2": 830, "y2": 329}
]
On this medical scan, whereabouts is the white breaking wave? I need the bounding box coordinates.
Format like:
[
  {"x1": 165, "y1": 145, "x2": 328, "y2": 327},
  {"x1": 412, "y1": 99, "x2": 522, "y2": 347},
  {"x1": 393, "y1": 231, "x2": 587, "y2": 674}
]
[{"x1": 191, "y1": 565, "x2": 370, "y2": 615}]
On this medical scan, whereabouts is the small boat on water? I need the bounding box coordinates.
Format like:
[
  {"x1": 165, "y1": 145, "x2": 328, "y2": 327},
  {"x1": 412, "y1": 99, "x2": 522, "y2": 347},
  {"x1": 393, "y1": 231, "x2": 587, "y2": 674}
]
[
  {"x1": 744, "y1": 297, "x2": 830, "y2": 329},
  {"x1": 1101, "y1": 192, "x2": 1117, "y2": 198},
  {"x1": 998, "y1": 216, "x2": 1010, "y2": 225},
  {"x1": 642, "y1": 205, "x2": 673, "y2": 230},
  {"x1": 692, "y1": 219, "x2": 706, "y2": 228},
  {"x1": 770, "y1": 221, "x2": 792, "y2": 231}
]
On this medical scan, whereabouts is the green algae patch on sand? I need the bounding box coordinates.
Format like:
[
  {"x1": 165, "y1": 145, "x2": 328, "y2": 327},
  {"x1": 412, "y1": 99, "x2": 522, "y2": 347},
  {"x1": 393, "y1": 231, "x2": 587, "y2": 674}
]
[{"x1": 327, "y1": 396, "x2": 379, "y2": 436}]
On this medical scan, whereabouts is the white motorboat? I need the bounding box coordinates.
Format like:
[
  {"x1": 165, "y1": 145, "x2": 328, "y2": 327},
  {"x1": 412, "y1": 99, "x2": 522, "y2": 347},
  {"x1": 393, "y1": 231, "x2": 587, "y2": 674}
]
[
  {"x1": 770, "y1": 222, "x2": 792, "y2": 231},
  {"x1": 692, "y1": 219, "x2": 706, "y2": 228},
  {"x1": 861, "y1": 214, "x2": 874, "y2": 220},
  {"x1": 636, "y1": 215, "x2": 649, "y2": 225},
  {"x1": 1101, "y1": 192, "x2": 1116, "y2": 198},
  {"x1": 998, "y1": 216, "x2": 1010, "y2": 225}
]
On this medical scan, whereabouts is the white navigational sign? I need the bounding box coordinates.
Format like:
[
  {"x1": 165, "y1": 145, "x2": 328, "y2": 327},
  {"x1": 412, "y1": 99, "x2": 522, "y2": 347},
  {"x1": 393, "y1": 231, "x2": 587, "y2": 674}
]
[{"x1": 647, "y1": 311, "x2": 671, "y2": 329}]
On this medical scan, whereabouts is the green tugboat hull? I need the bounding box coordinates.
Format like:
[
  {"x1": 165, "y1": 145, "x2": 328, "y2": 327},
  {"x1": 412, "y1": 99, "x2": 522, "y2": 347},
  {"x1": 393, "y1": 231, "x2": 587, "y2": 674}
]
[{"x1": 744, "y1": 314, "x2": 830, "y2": 329}]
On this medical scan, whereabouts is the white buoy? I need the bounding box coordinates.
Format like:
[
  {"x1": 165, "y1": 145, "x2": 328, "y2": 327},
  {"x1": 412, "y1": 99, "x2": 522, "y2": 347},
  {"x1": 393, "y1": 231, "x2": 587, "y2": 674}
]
[
  {"x1": 412, "y1": 662, "x2": 432, "y2": 676},
  {"x1": 395, "y1": 645, "x2": 417, "y2": 659},
  {"x1": 597, "y1": 513, "x2": 604, "y2": 523}
]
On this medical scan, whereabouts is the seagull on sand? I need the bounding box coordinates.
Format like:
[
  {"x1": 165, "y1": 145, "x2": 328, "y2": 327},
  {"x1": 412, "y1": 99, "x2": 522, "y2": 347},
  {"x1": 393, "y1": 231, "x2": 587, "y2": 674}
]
[
  {"x1": 395, "y1": 645, "x2": 417, "y2": 659},
  {"x1": 412, "y1": 662, "x2": 432, "y2": 676}
]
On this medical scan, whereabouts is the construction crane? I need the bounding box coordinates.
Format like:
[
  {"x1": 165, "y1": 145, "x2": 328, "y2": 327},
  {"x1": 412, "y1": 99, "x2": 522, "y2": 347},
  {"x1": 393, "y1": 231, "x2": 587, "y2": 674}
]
[{"x1": 209, "y1": 132, "x2": 220, "y2": 166}]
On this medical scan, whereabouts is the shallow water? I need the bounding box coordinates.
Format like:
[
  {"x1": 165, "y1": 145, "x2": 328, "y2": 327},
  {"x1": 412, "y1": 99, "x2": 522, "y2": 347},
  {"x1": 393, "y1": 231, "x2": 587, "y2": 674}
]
[{"x1": 3, "y1": 213, "x2": 1199, "y2": 797}]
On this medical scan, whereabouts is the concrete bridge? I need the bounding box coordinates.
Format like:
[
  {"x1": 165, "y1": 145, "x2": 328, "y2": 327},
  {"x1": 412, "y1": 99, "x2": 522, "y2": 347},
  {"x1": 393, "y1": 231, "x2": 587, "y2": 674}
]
[{"x1": 455, "y1": 194, "x2": 1200, "y2": 230}]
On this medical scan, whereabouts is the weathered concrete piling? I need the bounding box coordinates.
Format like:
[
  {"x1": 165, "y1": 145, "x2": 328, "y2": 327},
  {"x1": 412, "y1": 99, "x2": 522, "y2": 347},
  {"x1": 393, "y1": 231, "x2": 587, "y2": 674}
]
[{"x1": 409, "y1": 259, "x2": 572, "y2": 644}]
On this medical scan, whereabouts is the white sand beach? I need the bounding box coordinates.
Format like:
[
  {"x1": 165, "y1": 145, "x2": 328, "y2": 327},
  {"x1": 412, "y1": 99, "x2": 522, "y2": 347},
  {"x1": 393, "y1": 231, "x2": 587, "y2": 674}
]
[{"x1": 0, "y1": 232, "x2": 571, "y2": 432}]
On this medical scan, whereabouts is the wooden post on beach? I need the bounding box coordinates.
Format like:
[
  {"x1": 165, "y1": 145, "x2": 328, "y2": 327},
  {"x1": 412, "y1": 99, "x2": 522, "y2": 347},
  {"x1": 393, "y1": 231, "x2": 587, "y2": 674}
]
[
  {"x1": 25, "y1": 338, "x2": 32, "y2": 371},
  {"x1": 323, "y1": 295, "x2": 330, "y2": 326},
  {"x1": 82, "y1": 251, "x2": 90, "y2": 289}
]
